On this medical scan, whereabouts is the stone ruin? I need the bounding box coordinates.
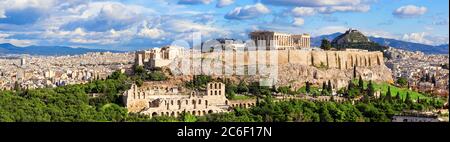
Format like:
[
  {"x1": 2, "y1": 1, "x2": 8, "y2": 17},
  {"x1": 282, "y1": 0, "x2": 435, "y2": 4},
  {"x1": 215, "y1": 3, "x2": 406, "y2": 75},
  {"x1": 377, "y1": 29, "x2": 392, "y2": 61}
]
[{"x1": 122, "y1": 82, "x2": 257, "y2": 117}]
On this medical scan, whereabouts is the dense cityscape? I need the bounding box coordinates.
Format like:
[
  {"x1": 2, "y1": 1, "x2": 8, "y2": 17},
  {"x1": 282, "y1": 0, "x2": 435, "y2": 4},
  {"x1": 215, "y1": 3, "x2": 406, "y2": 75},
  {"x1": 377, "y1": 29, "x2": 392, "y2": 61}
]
[
  {"x1": 0, "y1": 52, "x2": 133, "y2": 90},
  {"x1": 386, "y1": 48, "x2": 449, "y2": 96}
]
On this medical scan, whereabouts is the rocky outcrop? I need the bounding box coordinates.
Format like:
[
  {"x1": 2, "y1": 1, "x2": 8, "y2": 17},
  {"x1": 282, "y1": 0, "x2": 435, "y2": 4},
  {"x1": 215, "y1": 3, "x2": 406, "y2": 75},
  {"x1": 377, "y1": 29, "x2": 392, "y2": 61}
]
[
  {"x1": 276, "y1": 63, "x2": 392, "y2": 89},
  {"x1": 234, "y1": 63, "x2": 392, "y2": 90},
  {"x1": 331, "y1": 29, "x2": 388, "y2": 51},
  {"x1": 165, "y1": 49, "x2": 393, "y2": 90},
  {"x1": 332, "y1": 29, "x2": 370, "y2": 45}
]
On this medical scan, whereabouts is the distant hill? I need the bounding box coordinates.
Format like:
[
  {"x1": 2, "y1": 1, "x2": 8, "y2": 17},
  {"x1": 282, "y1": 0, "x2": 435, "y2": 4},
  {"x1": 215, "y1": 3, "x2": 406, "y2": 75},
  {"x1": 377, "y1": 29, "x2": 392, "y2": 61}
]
[
  {"x1": 369, "y1": 37, "x2": 449, "y2": 54},
  {"x1": 312, "y1": 33, "x2": 342, "y2": 46},
  {"x1": 312, "y1": 33, "x2": 449, "y2": 54},
  {"x1": 0, "y1": 43, "x2": 124, "y2": 56},
  {"x1": 328, "y1": 29, "x2": 388, "y2": 51}
]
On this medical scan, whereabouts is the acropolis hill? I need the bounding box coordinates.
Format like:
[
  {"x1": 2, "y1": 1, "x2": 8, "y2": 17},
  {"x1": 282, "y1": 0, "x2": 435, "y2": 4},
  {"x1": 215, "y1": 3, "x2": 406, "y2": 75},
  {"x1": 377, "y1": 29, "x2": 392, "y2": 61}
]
[
  {"x1": 136, "y1": 30, "x2": 393, "y2": 89},
  {"x1": 171, "y1": 49, "x2": 392, "y2": 89}
]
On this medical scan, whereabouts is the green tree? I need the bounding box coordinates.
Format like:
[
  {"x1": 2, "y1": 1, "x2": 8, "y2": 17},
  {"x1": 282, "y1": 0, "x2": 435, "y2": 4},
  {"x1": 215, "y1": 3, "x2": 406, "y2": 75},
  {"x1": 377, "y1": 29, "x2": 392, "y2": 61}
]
[
  {"x1": 237, "y1": 81, "x2": 249, "y2": 93},
  {"x1": 396, "y1": 92, "x2": 402, "y2": 102},
  {"x1": 321, "y1": 82, "x2": 327, "y2": 95},
  {"x1": 14, "y1": 81, "x2": 21, "y2": 92},
  {"x1": 348, "y1": 80, "x2": 355, "y2": 90},
  {"x1": 181, "y1": 111, "x2": 197, "y2": 122},
  {"x1": 327, "y1": 80, "x2": 332, "y2": 93},
  {"x1": 278, "y1": 86, "x2": 291, "y2": 95},
  {"x1": 367, "y1": 80, "x2": 375, "y2": 97},
  {"x1": 405, "y1": 92, "x2": 412, "y2": 104},
  {"x1": 188, "y1": 75, "x2": 212, "y2": 88},
  {"x1": 108, "y1": 71, "x2": 127, "y2": 81},
  {"x1": 225, "y1": 83, "x2": 238, "y2": 99},
  {"x1": 100, "y1": 104, "x2": 127, "y2": 122},
  {"x1": 305, "y1": 81, "x2": 311, "y2": 94},
  {"x1": 147, "y1": 71, "x2": 167, "y2": 81},
  {"x1": 431, "y1": 75, "x2": 437, "y2": 86},
  {"x1": 134, "y1": 65, "x2": 145, "y2": 75},
  {"x1": 320, "y1": 39, "x2": 332, "y2": 50},
  {"x1": 135, "y1": 79, "x2": 143, "y2": 87},
  {"x1": 227, "y1": 91, "x2": 236, "y2": 100},
  {"x1": 384, "y1": 92, "x2": 391, "y2": 101},
  {"x1": 425, "y1": 73, "x2": 431, "y2": 82},
  {"x1": 319, "y1": 107, "x2": 334, "y2": 122},
  {"x1": 397, "y1": 77, "x2": 408, "y2": 87},
  {"x1": 386, "y1": 86, "x2": 392, "y2": 100},
  {"x1": 358, "y1": 75, "x2": 364, "y2": 90},
  {"x1": 353, "y1": 66, "x2": 357, "y2": 78}
]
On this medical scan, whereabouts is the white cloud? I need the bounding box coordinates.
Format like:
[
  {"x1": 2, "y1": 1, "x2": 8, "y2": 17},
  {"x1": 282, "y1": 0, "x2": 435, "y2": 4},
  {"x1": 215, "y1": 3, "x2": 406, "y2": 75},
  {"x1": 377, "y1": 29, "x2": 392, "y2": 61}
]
[
  {"x1": 432, "y1": 18, "x2": 449, "y2": 26},
  {"x1": 41, "y1": 26, "x2": 135, "y2": 45},
  {"x1": 217, "y1": 0, "x2": 234, "y2": 8},
  {"x1": 424, "y1": 26, "x2": 434, "y2": 31},
  {"x1": 0, "y1": 0, "x2": 56, "y2": 11},
  {"x1": 69, "y1": 38, "x2": 101, "y2": 44},
  {"x1": 290, "y1": 4, "x2": 369, "y2": 17},
  {"x1": 292, "y1": 18, "x2": 305, "y2": 26},
  {"x1": 262, "y1": 0, "x2": 362, "y2": 7},
  {"x1": 60, "y1": 1, "x2": 154, "y2": 32},
  {"x1": 314, "y1": 26, "x2": 349, "y2": 36},
  {"x1": 317, "y1": 5, "x2": 370, "y2": 13},
  {"x1": 361, "y1": 30, "x2": 397, "y2": 39},
  {"x1": 178, "y1": 0, "x2": 213, "y2": 5},
  {"x1": 291, "y1": 7, "x2": 316, "y2": 17},
  {"x1": 402, "y1": 32, "x2": 449, "y2": 45},
  {"x1": 164, "y1": 19, "x2": 230, "y2": 41},
  {"x1": 225, "y1": 3, "x2": 270, "y2": 20},
  {"x1": 0, "y1": 10, "x2": 6, "y2": 18},
  {"x1": 0, "y1": 33, "x2": 36, "y2": 46},
  {"x1": 393, "y1": 5, "x2": 427, "y2": 18},
  {"x1": 0, "y1": 33, "x2": 9, "y2": 38},
  {"x1": 0, "y1": 0, "x2": 59, "y2": 25},
  {"x1": 402, "y1": 32, "x2": 431, "y2": 45},
  {"x1": 0, "y1": 0, "x2": 234, "y2": 49},
  {"x1": 314, "y1": 26, "x2": 448, "y2": 46},
  {"x1": 165, "y1": 19, "x2": 222, "y2": 33},
  {"x1": 137, "y1": 21, "x2": 164, "y2": 39},
  {"x1": 138, "y1": 28, "x2": 164, "y2": 39}
]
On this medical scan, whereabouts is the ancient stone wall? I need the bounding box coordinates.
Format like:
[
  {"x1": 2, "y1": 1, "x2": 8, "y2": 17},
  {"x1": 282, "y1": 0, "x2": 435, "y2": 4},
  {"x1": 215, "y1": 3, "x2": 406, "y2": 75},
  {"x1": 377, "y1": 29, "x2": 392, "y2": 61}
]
[
  {"x1": 123, "y1": 82, "x2": 230, "y2": 117},
  {"x1": 229, "y1": 99, "x2": 257, "y2": 109},
  {"x1": 200, "y1": 49, "x2": 384, "y2": 69},
  {"x1": 167, "y1": 49, "x2": 392, "y2": 91}
]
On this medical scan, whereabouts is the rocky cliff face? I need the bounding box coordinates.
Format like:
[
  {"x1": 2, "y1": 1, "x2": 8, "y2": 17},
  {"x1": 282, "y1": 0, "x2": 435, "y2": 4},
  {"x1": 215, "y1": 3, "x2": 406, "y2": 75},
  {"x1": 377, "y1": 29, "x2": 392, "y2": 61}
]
[
  {"x1": 233, "y1": 63, "x2": 392, "y2": 90},
  {"x1": 273, "y1": 63, "x2": 393, "y2": 89},
  {"x1": 166, "y1": 50, "x2": 393, "y2": 90},
  {"x1": 167, "y1": 63, "x2": 393, "y2": 91}
]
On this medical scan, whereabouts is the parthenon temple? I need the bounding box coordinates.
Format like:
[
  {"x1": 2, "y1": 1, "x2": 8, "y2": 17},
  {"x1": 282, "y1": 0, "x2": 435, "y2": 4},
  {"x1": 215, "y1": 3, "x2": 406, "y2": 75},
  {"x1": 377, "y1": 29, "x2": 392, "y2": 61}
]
[{"x1": 249, "y1": 31, "x2": 311, "y2": 50}]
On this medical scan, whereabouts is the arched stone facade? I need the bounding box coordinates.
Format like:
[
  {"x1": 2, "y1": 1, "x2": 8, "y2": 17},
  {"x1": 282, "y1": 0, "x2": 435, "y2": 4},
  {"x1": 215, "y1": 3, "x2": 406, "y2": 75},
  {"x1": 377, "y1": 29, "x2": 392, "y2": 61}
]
[{"x1": 123, "y1": 82, "x2": 230, "y2": 117}]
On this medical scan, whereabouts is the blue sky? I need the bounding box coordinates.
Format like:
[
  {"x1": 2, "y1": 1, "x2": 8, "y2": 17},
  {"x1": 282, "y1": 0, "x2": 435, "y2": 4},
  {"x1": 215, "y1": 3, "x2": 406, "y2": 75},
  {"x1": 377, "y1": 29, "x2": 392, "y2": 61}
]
[{"x1": 0, "y1": 0, "x2": 448, "y2": 51}]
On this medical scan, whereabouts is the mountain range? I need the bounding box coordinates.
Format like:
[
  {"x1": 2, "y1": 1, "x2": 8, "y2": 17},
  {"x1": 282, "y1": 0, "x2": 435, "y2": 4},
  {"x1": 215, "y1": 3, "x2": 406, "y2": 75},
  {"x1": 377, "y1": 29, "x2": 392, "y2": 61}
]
[
  {"x1": 312, "y1": 33, "x2": 449, "y2": 54},
  {"x1": 0, "y1": 43, "x2": 123, "y2": 56},
  {"x1": 1, "y1": 33, "x2": 449, "y2": 56}
]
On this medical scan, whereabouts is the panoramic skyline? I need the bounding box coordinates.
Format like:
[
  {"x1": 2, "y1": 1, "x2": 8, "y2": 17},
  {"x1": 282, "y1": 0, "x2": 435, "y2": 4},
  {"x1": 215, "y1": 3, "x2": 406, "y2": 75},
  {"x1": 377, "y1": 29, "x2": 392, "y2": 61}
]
[
  {"x1": 0, "y1": 0, "x2": 448, "y2": 51},
  {"x1": 1, "y1": 0, "x2": 449, "y2": 126}
]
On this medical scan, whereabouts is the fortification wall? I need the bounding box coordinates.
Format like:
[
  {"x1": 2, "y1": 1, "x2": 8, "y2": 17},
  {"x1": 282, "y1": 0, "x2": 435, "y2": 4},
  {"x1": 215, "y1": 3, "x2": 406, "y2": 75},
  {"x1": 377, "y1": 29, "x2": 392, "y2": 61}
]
[
  {"x1": 168, "y1": 50, "x2": 392, "y2": 90},
  {"x1": 201, "y1": 50, "x2": 384, "y2": 69}
]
